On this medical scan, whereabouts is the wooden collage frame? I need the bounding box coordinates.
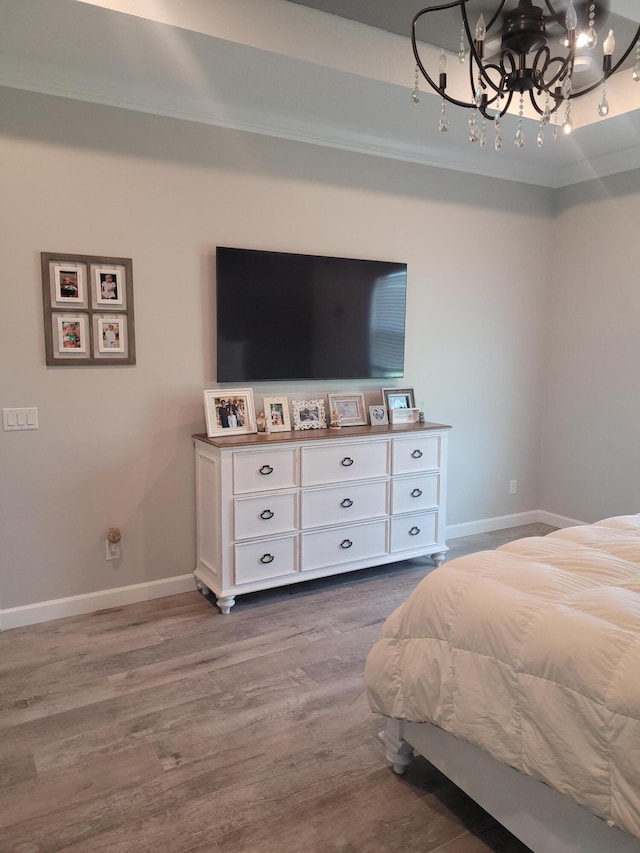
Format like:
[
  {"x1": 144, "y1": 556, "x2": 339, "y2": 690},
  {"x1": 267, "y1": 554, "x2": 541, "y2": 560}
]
[{"x1": 41, "y1": 251, "x2": 135, "y2": 366}]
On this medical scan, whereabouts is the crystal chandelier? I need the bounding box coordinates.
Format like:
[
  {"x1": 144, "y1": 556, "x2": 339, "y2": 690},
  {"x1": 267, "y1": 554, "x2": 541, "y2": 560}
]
[{"x1": 410, "y1": 0, "x2": 640, "y2": 149}]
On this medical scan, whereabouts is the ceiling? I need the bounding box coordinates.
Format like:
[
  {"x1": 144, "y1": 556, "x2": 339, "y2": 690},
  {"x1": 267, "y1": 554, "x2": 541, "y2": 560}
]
[{"x1": 1, "y1": 0, "x2": 639, "y2": 188}]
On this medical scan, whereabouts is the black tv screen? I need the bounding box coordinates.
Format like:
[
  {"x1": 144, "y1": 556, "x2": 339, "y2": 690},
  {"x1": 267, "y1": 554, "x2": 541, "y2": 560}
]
[{"x1": 216, "y1": 247, "x2": 407, "y2": 382}]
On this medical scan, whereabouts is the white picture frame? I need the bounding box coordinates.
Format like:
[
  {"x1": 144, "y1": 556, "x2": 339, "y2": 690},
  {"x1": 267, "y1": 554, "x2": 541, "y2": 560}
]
[
  {"x1": 54, "y1": 263, "x2": 84, "y2": 303},
  {"x1": 390, "y1": 407, "x2": 420, "y2": 425},
  {"x1": 291, "y1": 399, "x2": 326, "y2": 430},
  {"x1": 56, "y1": 315, "x2": 87, "y2": 354},
  {"x1": 369, "y1": 405, "x2": 389, "y2": 426},
  {"x1": 263, "y1": 396, "x2": 291, "y2": 432},
  {"x1": 97, "y1": 317, "x2": 125, "y2": 353},
  {"x1": 203, "y1": 388, "x2": 256, "y2": 437},
  {"x1": 327, "y1": 393, "x2": 367, "y2": 427},
  {"x1": 94, "y1": 265, "x2": 125, "y2": 306}
]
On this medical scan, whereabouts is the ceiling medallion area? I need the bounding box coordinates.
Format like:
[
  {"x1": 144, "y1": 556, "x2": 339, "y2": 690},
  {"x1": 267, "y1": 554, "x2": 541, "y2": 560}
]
[{"x1": 410, "y1": 0, "x2": 640, "y2": 150}]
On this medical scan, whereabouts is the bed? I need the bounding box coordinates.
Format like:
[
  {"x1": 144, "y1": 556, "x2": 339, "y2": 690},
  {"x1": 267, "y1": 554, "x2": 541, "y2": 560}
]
[{"x1": 364, "y1": 515, "x2": 640, "y2": 853}]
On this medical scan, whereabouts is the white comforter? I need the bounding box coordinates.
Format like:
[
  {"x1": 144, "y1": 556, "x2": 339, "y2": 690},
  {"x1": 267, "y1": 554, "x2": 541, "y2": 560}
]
[{"x1": 364, "y1": 515, "x2": 640, "y2": 839}]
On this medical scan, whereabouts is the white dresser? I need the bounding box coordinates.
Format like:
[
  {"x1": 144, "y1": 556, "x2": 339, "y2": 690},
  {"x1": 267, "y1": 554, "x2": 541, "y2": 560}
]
[{"x1": 193, "y1": 422, "x2": 450, "y2": 614}]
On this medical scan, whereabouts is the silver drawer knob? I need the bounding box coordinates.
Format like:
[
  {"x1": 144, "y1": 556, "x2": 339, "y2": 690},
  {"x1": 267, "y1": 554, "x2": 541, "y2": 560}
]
[
  {"x1": 340, "y1": 539, "x2": 353, "y2": 549},
  {"x1": 341, "y1": 457, "x2": 354, "y2": 467},
  {"x1": 259, "y1": 464, "x2": 274, "y2": 475},
  {"x1": 411, "y1": 488, "x2": 422, "y2": 498},
  {"x1": 340, "y1": 498, "x2": 354, "y2": 508},
  {"x1": 260, "y1": 553, "x2": 275, "y2": 564},
  {"x1": 411, "y1": 449, "x2": 423, "y2": 458},
  {"x1": 409, "y1": 526, "x2": 420, "y2": 536},
  {"x1": 259, "y1": 509, "x2": 274, "y2": 520}
]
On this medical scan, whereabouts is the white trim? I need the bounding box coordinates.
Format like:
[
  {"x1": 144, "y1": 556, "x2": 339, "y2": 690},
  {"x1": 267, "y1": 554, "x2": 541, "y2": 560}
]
[
  {"x1": 447, "y1": 510, "x2": 585, "y2": 539},
  {"x1": 0, "y1": 511, "x2": 588, "y2": 631},
  {"x1": 0, "y1": 574, "x2": 196, "y2": 631}
]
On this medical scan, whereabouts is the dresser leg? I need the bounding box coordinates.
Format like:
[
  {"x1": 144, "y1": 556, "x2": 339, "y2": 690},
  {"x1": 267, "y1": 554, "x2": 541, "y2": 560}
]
[
  {"x1": 216, "y1": 595, "x2": 236, "y2": 615},
  {"x1": 195, "y1": 579, "x2": 211, "y2": 596},
  {"x1": 431, "y1": 551, "x2": 446, "y2": 568}
]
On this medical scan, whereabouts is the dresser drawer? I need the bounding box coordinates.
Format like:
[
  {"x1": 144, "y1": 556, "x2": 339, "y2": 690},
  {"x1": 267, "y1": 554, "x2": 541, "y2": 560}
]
[
  {"x1": 300, "y1": 520, "x2": 387, "y2": 571},
  {"x1": 234, "y1": 491, "x2": 297, "y2": 540},
  {"x1": 301, "y1": 480, "x2": 388, "y2": 529},
  {"x1": 390, "y1": 512, "x2": 438, "y2": 553},
  {"x1": 391, "y1": 473, "x2": 439, "y2": 515},
  {"x1": 234, "y1": 535, "x2": 298, "y2": 584},
  {"x1": 233, "y1": 448, "x2": 297, "y2": 494},
  {"x1": 301, "y1": 440, "x2": 389, "y2": 486},
  {"x1": 392, "y1": 434, "x2": 441, "y2": 475}
]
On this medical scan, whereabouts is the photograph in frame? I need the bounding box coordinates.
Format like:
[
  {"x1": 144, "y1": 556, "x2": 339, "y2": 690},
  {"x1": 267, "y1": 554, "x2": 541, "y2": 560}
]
[
  {"x1": 328, "y1": 393, "x2": 367, "y2": 427},
  {"x1": 390, "y1": 407, "x2": 420, "y2": 425},
  {"x1": 263, "y1": 396, "x2": 291, "y2": 432},
  {"x1": 203, "y1": 388, "x2": 256, "y2": 437},
  {"x1": 94, "y1": 266, "x2": 125, "y2": 306},
  {"x1": 97, "y1": 317, "x2": 126, "y2": 353},
  {"x1": 292, "y1": 399, "x2": 326, "y2": 430},
  {"x1": 53, "y1": 263, "x2": 84, "y2": 304},
  {"x1": 369, "y1": 404, "x2": 389, "y2": 426},
  {"x1": 56, "y1": 315, "x2": 87, "y2": 354},
  {"x1": 382, "y1": 387, "x2": 415, "y2": 412}
]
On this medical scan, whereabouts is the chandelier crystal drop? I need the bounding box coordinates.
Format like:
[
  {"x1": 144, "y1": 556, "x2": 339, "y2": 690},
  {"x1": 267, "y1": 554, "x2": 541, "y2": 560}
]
[{"x1": 410, "y1": 0, "x2": 640, "y2": 151}]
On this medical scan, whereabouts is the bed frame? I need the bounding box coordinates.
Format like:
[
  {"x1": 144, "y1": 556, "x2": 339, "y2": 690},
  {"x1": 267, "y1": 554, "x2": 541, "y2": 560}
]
[{"x1": 381, "y1": 718, "x2": 640, "y2": 853}]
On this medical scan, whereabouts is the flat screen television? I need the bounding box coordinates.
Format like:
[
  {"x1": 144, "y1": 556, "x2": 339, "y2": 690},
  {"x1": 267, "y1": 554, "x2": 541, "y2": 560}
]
[{"x1": 216, "y1": 247, "x2": 407, "y2": 382}]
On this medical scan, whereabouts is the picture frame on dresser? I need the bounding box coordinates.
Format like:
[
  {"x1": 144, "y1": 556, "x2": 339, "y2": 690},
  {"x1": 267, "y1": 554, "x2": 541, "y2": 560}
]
[
  {"x1": 291, "y1": 399, "x2": 326, "y2": 430},
  {"x1": 203, "y1": 388, "x2": 256, "y2": 437},
  {"x1": 369, "y1": 405, "x2": 388, "y2": 426},
  {"x1": 327, "y1": 393, "x2": 367, "y2": 427},
  {"x1": 263, "y1": 396, "x2": 291, "y2": 432},
  {"x1": 382, "y1": 387, "x2": 415, "y2": 412}
]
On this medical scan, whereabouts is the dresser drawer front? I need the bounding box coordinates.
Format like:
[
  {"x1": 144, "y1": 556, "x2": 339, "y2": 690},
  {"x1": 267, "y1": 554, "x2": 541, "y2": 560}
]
[
  {"x1": 233, "y1": 448, "x2": 297, "y2": 494},
  {"x1": 234, "y1": 492, "x2": 297, "y2": 540},
  {"x1": 391, "y1": 473, "x2": 440, "y2": 515},
  {"x1": 392, "y1": 434, "x2": 441, "y2": 475},
  {"x1": 301, "y1": 480, "x2": 388, "y2": 529},
  {"x1": 301, "y1": 441, "x2": 389, "y2": 486},
  {"x1": 390, "y1": 512, "x2": 438, "y2": 553},
  {"x1": 234, "y1": 535, "x2": 298, "y2": 584},
  {"x1": 300, "y1": 520, "x2": 387, "y2": 571}
]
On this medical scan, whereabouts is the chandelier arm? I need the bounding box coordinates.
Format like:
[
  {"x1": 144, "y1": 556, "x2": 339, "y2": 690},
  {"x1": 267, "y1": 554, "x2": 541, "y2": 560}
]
[
  {"x1": 411, "y1": 1, "x2": 464, "y2": 38},
  {"x1": 459, "y1": 2, "x2": 507, "y2": 96},
  {"x1": 566, "y1": 23, "x2": 640, "y2": 99},
  {"x1": 411, "y1": 22, "x2": 477, "y2": 109},
  {"x1": 481, "y1": 88, "x2": 514, "y2": 119}
]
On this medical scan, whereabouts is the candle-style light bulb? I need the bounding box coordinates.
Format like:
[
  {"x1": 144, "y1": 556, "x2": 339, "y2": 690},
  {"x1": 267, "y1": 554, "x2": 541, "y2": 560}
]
[
  {"x1": 475, "y1": 13, "x2": 486, "y2": 42},
  {"x1": 603, "y1": 29, "x2": 615, "y2": 56},
  {"x1": 565, "y1": 1, "x2": 577, "y2": 33},
  {"x1": 438, "y1": 49, "x2": 447, "y2": 91}
]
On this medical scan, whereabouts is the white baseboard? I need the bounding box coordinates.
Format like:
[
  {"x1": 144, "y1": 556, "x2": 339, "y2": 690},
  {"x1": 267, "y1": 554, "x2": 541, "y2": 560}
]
[
  {"x1": 446, "y1": 509, "x2": 585, "y2": 540},
  {"x1": 0, "y1": 510, "x2": 589, "y2": 631},
  {"x1": 0, "y1": 574, "x2": 196, "y2": 631}
]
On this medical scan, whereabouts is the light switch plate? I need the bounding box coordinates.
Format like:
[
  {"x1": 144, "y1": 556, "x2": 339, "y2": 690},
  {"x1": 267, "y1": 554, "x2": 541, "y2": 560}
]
[{"x1": 2, "y1": 407, "x2": 39, "y2": 431}]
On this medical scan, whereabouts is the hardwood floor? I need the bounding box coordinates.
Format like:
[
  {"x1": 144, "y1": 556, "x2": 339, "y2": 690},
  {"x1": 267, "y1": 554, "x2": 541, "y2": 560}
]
[{"x1": 0, "y1": 524, "x2": 554, "y2": 852}]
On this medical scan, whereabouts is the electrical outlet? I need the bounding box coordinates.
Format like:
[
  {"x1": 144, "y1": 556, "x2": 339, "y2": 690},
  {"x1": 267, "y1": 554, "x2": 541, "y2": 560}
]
[
  {"x1": 509, "y1": 480, "x2": 518, "y2": 495},
  {"x1": 106, "y1": 540, "x2": 121, "y2": 560}
]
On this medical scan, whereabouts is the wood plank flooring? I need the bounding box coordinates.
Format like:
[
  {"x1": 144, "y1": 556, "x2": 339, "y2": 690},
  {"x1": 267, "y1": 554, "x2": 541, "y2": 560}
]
[{"x1": 0, "y1": 524, "x2": 554, "y2": 852}]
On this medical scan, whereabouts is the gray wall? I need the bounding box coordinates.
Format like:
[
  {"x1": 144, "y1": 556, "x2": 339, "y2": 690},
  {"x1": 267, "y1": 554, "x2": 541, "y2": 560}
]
[
  {"x1": 1, "y1": 85, "x2": 552, "y2": 610},
  {"x1": 540, "y1": 172, "x2": 640, "y2": 522}
]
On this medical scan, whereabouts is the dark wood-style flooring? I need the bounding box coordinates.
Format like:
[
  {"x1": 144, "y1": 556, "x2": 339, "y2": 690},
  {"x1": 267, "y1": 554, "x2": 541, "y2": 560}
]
[{"x1": 0, "y1": 524, "x2": 554, "y2": 852}]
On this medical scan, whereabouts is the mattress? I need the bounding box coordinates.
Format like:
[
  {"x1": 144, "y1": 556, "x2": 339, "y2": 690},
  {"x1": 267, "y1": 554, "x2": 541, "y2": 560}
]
[{"x1": 364, "y1": 515, "x2": 640, "y2": 838}]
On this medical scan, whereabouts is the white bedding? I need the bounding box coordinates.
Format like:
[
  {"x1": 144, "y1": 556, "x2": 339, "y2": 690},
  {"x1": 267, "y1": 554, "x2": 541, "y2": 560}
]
[{"x1": 364, "y1": 515, "x2": 640, "y2": 839}]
